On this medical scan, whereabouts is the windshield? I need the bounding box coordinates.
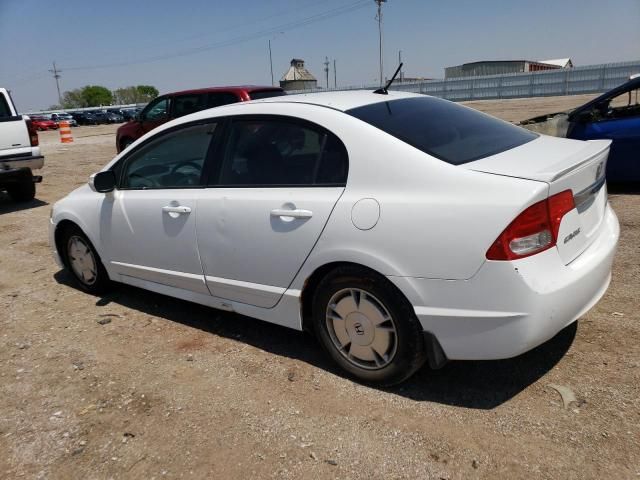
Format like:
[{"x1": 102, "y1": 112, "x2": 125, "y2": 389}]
[{"x1": 346, "y1": 96, "x2": 537, "y2": 165}]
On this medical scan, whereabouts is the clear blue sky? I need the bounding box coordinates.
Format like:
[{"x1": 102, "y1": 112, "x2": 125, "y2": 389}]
[{"x1": 1, "y1": 0, "x2": 639, "y2": 110}]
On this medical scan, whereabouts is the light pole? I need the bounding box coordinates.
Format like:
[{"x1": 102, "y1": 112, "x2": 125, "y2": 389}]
[
  {"x1": 268, "y1": 33, "x2": 284, "y2": 87},
  {"x1": 375, "y1": 0, "x2": 387, "y2": 86},
  {"x1": 268, "y1": 40, "x2": 274, "y2": 86}
]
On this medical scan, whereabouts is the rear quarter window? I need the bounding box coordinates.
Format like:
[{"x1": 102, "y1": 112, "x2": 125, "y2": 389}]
[{"x1": 346, "y1": 96, "x2": 537, "y2": 165}]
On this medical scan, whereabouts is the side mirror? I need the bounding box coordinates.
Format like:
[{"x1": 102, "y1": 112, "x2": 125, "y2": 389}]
[{"x1": 89, "y1": 170, "x2": 116, "y2": 193}]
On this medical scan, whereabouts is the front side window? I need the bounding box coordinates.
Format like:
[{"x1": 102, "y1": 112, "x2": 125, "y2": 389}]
[
  {"x1": 595, "y1": 86, "x2": 640, "y2": 121},
  {"x1": 217, "y1": 118, "x2": 348, "y2": 186},
  {"x1": 121, "y1": 123, "x2": 216, "y2": 189},
  {"x1": 142, "y1": 97, "x2": 169, "y2": 121},
  {"x1": 347, "y1": 96, "x2": 537, "y2": 165}
]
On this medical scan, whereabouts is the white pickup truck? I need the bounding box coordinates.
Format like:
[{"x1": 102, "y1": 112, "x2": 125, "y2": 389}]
[{"x1": 0, "y1": 87, "x2": 44, "y2": 202}]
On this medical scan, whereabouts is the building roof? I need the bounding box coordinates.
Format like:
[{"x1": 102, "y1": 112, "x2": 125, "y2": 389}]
[
  {"x1": 540, "y1": 58, "x2": 573, "y2": 68},
  {"x1": 281, "y1": 59, "x2": 317, "y2": 82}
]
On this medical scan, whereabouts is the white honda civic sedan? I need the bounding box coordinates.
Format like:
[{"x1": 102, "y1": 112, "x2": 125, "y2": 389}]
[{"x1": 49, "y1": 90, "x2": 619, "y2": 385}]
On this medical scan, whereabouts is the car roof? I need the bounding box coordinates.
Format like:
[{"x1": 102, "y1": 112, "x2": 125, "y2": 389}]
[
  {"x1": 164, "y1": 85, "x2": 284, "y2": 97},
  {"x1": 248, "y1": 89, "x2": 422, "y2": 112}
]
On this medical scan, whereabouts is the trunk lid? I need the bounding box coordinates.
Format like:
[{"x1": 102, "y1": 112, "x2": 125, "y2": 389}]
[{"x1": 464, "y1": 135, "x2": 611, "y2": 264}]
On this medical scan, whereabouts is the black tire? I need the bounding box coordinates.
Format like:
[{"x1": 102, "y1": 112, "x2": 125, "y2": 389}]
[
  {"x1": 312, "y1": 265, "x2": 427, "y2": 386},
  {"x1": 60, "y1": 225, "x2": 111, "y2": 294},
  {"x1": 7, "y1": 178, "x2": 35, "y2": 202}
]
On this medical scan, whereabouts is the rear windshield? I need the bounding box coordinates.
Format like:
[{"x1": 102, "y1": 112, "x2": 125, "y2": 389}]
[
  {"x1": 249, "y1": 90, "x2": 286, "y2": 100},
  {"x1": 346, "y1": 96, "x2": 537, "y2": 165}
]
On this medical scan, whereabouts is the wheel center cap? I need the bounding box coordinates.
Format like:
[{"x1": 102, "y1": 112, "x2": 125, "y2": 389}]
[{"x1": 345, "y1": 312, "x2": 374, "y2": 346}]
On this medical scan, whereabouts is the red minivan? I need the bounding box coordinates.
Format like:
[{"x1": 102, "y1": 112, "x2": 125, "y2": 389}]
[{"x1": 115, "y1": 85, "x2": 285, "y2": 152}]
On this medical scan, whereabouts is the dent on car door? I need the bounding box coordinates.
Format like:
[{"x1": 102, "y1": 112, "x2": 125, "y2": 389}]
[
  {"x1": 100, "y1": 122, "x2": 218, "y2": 293},
  {"x1": 195, "y1": 117, "x2": 349, "y2": 308}
]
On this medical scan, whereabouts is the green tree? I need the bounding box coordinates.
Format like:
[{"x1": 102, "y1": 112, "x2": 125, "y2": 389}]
[
  {"x1": 61, "y1": 88, "x2": 86, "y2": 109},
  {"x1": 135, "y1": 85, "x2": 159, "y2": 102},
  {"x1": 113, "y1": 86, "x2": 138, "y2": 105},
  {"x1": 81, "y1": 85, "x2": 113, "y2": 107},
  {"x1": 112, "y1": 85, "x2": 158, "y2": 105}
]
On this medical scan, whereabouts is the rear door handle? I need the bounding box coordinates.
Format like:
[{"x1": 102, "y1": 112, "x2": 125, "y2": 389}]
[
  {"x1": 270, "y1": 208, "x2": 313, "y2": 219},
  {"x1": 162, "y1": 205, "x2": 191, "y2": 214}
]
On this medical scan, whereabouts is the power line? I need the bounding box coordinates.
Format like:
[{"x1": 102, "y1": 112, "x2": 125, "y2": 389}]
[{"x1": 64, "y1": 0, "x2": 370, "y2": 73}]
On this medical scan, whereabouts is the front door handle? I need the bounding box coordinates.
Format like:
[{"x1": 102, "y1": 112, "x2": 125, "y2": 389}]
[
  {"x1": 162, "y1": 205, "x2": 191, "y2": 214},
  {"x1": 270, "y1": 208, "x2": 313, "y2": 219}
]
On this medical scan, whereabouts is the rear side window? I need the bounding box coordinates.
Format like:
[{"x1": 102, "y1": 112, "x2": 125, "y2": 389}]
[
  {"x1": 216, "y1": 118, "x2": 347, "y2": 187},
  {"x1": 207, "y1": 92, "x2": 239, "y2": 108},
  {"x1": 0, "y1": 95, "x2": 13, "y2": 118},
  {"x1": 173, "y1": 94, "x2": 206, "y2": 117},
  {"x1": 248, "y1": 90, "x2": 286, "y2": 100},
  {"x1": 346, "y1": 97, "x2": 537, "y2": 165}
]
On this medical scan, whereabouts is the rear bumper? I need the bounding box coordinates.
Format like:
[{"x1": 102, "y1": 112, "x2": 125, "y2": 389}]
[
  {"x1": 0, "y1": 155, "x2": 44, "y2": 172},
  {"x1": 389, "y1": 204, "x2": 619, "y2": 360}
]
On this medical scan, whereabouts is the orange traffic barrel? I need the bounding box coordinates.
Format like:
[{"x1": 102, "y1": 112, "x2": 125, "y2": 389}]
[{"x1": 59, "y1": 121, "x2": 73, "y2": 143}]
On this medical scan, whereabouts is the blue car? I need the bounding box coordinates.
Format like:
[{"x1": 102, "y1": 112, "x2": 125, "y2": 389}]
[{"x1": 566, "y1": 77, "x2": 640, "y2": 182}]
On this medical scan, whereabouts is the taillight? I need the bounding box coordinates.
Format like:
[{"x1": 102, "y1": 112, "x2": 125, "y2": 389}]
[
  {"x1": 25, "y1": 119, "x2": 39, "y2": 147},
  {"x1": 486, "y1": 190, "x2": 575, "y2": 261}
]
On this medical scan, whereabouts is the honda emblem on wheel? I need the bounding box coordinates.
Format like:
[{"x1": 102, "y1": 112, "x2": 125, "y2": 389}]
[{"x1": 353, "y1": 323, "x2": 365, "y2": 335}]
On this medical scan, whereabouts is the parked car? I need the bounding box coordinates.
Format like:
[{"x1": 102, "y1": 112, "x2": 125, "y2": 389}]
[
  {"x1": 120, "y1": 108, "x2": 140, "y2": 121},
  {"x1": 50, "y1": 90, "x2": 619, "y2": 385},
  {"x1": 115, "y1": 85, "x2": 285, "y2": 152},
  {"x1": 89, "y1": 111, "x2": 110, "y2": 124},
  {"x1": 70, "y1": 112, "x2": 99, "y2": 126},
  {"x1": 0, "y1": 87, "x2": 44, "y2": 202},
  {"x1": 51, "y1": 112, "x2": 78, "y2": 127},
  {"x1": 520, "y1": 76, "x2": 640, "y2": 181},
  {"x1": 104, "y1": 111, "x2": 124, "y2": 123},
  {"x1": 30, "y1": 115, "x2": 58, "y2": 130}
]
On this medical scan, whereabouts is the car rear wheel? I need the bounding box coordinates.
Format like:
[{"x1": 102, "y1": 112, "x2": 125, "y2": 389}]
[
  {"x1": 7, "y1": 178, "x2": 35, "y2": 202},
  {"x1": 61, "y1": 226, "x2": 110, "y2": 294},
  {"x1": 312, "y1": 266, "x2": 427, "y2": 386}
]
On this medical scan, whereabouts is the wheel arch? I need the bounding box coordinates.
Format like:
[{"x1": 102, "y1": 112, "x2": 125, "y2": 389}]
[
  {"x1": 53, "y1": 216, "x2": 104, "y2": 268},
  {"x1": 299, "y1": 261, "x2": 416, "y2": 334}
]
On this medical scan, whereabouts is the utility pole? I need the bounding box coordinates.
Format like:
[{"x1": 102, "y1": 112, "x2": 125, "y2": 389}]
[
  {"x1": 49, "y1": 61, "x2": 62, "y2": 105},
  {"x1": 398, "y1": 50, "x2": 403, "y2": 82},
  {"x1": 333, "y1": 59, "x2": 337, "y2": 88},
  {"x1": 268, "y1": 40, "x2": 274, "y2": 86},
  {"x1": 375, "y1": 0, "x2": 387, "y2": 86},
  {"x1": 324, "y1": 56, "x2": 330, "y2": 90}
]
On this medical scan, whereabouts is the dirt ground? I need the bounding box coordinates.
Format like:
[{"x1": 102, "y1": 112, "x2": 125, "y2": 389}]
[{"x1": 1, "y1": 96, "x2": 639, "y2": 479}]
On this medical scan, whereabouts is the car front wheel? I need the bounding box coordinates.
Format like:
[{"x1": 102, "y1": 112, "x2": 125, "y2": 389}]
[
  {"x1": 312, "y1": 266, "x2": 427, "y2": 386},
  {"x1": 61, "y1": 226, "x2": 110, "y2": 294}
]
